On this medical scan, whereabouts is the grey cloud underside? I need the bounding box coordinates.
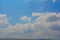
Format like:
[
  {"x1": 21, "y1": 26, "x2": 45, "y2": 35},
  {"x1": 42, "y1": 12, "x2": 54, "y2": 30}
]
[
  {"x1": 51, "y1": 25, "x2": 60, "y2": 30},
  {"x1": 47, "y1": 16, "x2": 60, "y2": 22},
  {"x1": 0, "y1": 12, "x2": 60, "y2": 39}
]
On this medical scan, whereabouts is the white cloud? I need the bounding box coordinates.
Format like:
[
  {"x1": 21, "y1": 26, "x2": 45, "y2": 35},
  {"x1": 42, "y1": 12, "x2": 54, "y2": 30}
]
[
  {"x1": 32, "y1": 12, "x2": 60, "y2": 39},
  {"x1": 0, "y1": 14, "x2": 8, "y2": 25},
  {"x1": 32, "y1": 12, "x2": 41, "y2": 16},
  {"x1": 20, "y1": 16, "x2": 31, "y2": 22},
  {"x1": 0, "y1": 12, "x2": 60, "y2": 39},
  {"x1": 32, "y1": 12, "x2": 60, "y2": 26},
  {"x1": 52, "y1": 0, "x2": 56, "y2": 3},
  {"x1": 0, "y1": 14, "x2": 11, "y2": 31}
]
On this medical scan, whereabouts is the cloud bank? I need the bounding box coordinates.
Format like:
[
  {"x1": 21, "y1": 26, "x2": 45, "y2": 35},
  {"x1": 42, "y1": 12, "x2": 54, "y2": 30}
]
[{"x1": 0, "y1": 12, "x2": 60, "y2": 39}]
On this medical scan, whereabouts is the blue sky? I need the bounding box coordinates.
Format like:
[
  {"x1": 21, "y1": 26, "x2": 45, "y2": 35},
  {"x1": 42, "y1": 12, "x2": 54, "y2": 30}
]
[
  {"x1": 0, "y1": 0, "x2": 60, "y2": 25},
  {"x1": 0, "y1": 0, "x2": 60, "y2": 39}
]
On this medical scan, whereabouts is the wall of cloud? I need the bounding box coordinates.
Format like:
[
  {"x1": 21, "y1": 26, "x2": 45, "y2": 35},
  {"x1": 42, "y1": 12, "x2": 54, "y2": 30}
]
[{"x1": 0, "y1": 12, "x2": 60, "y2": 39}]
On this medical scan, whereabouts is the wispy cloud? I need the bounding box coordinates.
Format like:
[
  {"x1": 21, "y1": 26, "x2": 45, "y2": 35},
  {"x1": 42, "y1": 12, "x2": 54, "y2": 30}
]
[{"x1": 52, "y1": 0, "x2": 56, "y2": 3}]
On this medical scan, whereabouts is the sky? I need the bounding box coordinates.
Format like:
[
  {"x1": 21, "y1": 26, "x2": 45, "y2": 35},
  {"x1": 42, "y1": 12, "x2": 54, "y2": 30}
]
[{"x1": 0, "y1": 0, "x2": 60, "y2": 40}]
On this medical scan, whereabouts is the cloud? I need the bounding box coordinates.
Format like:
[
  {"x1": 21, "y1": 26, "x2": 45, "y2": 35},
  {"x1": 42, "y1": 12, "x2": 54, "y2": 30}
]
[
  {"x1": 0, "y1": 14, "x2": 8, "y2": 25},
  {"x1": 32, "y1": 12, "x2": 60, "y2": 38},
  {"x1": 0, "y1": 14, "x2": 11, "y2": 31},
  {"x1": 52, "y1": 0, "x2": 56, "y2": 3},
  {"x1": 20, "y1": 16, "x2": 31, "y2": 22},
  {"x1": 0, "y1": 12, "x2": 60, "y2": 39},
  {"x1": 51, "y1": 25, "x2": 60, "y2": 30}
]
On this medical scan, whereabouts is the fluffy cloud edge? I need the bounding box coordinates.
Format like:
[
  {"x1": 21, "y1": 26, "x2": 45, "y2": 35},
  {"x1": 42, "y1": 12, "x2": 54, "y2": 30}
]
[{"x1": 0, "y1": 12, "x2": 60, "y2": 39}]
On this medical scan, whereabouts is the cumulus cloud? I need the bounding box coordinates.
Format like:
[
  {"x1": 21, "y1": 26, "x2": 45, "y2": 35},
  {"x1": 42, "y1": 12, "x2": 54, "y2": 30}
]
[
  {"x1": 20, "y1": 16, "x2": 31, "y2": 22},
  {"x1": 0, "y1": 14, "x2": 8, "y2": 25},
  {"x1": 0, "y1": 14, "x2": 11, "y2": 32},
  {"x1": 32, "y1": 12, "x2": 60, "y2": 35},
  {"x1": 0, "y1": 12, "x2": 60, "y2": 39}
]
